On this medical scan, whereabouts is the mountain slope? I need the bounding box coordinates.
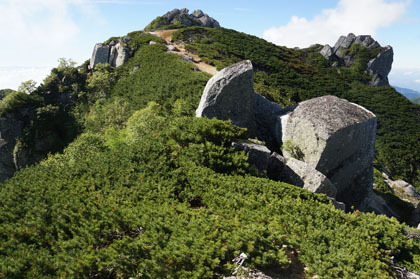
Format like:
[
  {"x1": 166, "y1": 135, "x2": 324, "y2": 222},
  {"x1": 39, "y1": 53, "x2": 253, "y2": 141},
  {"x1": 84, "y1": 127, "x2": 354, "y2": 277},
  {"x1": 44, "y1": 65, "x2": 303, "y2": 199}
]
[
  {"x1": 1, "y1": 20, "x2": 420, "y2": 278},
  {"x1": 394, "y1": 85, "x2": 420, "y2": 100},
  {"x1": 174, "y1": 27, "x2": 420, "y2": 188}
]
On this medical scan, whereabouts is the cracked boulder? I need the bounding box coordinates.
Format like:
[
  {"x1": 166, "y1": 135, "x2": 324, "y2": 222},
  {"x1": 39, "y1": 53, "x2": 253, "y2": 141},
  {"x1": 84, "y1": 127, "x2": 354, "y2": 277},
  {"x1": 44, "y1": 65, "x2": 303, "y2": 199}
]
[
  {"x1": 280, "y1": 95, "x2": 377, "y2": 207},
  {"x1": 196, "y1": 60, "x2": 258, "y2": 137},
  {"x1": 267, "y1": 153, "x2": 337, "y2": 198},
  {"x1": 90, "y1": 40, "x2": 131, "y2": 69}
]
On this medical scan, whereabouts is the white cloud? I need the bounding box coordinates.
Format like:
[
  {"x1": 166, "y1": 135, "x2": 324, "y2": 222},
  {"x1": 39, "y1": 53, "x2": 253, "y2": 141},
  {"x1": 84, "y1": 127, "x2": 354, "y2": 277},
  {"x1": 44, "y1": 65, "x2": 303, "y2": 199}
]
[
  {"x1": 263, "y1": 0, "x2": 410, "y2": 48},
  {"x1": 404, "y1": 71, "x2": 414, "y2": 76},
  {"x1": 0, "y1": 0, "x2": 102, "y2": 88},
  {"x1": 0, "y1": 67, "x2": 50, "y2": 90},
  {"x1": 0, "y1": 1, "x2": 79, "y2": 54},
  {"x1": 415, "y1": 79, "x2": 420, "y2": 84}
]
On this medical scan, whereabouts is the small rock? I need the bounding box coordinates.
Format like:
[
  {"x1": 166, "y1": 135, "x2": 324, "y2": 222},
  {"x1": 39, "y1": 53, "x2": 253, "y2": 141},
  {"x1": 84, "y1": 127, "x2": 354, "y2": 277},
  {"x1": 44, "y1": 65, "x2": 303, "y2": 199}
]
[
  {"x1": 232, "y1": 142, "x2": 271, "y2": 173},
  {"x1": 267, "y1": 153, "x2": 337, "y2": 198},
  {"x1": 149, "y1": 41, "x2": 157, "y2": 45},
  {"x1": 167, "y1": 45, "x2": 178, "y2": 52}
]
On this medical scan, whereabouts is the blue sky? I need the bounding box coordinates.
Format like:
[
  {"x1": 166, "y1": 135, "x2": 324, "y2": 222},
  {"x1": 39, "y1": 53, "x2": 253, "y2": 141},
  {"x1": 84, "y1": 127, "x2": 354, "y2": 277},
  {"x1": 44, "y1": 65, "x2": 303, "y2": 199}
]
[{"x1": 1, "y1": 0, "x2": 419, "y2": 91}]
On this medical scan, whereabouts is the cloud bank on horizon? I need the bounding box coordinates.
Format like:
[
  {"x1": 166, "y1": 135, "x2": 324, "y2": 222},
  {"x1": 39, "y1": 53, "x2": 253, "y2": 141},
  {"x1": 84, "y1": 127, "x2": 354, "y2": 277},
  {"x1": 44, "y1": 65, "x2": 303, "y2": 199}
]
[{"x1": 263, "y1": 0, "x2": 409, "y2": 48}]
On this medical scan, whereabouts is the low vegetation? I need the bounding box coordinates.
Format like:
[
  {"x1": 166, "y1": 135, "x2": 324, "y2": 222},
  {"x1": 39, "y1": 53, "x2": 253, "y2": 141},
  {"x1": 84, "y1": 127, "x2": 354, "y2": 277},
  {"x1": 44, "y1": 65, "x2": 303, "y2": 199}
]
[
  {"x1": 173, "y1": 27, "x2": 420, "y2": 190},
  {"x1": 1, "y1": 27, "x2": 420, "y2": 278}
]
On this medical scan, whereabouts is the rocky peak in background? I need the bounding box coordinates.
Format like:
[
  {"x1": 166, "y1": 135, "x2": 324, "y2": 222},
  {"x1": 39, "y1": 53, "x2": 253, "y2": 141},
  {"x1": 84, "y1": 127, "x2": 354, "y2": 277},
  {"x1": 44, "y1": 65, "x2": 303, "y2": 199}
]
[
  {"x1": 320, "y1": 33, "x2": 393, "y2": 87},
  {"x1": 145, "y1": 8, "x2": 220, "y2": 30}
]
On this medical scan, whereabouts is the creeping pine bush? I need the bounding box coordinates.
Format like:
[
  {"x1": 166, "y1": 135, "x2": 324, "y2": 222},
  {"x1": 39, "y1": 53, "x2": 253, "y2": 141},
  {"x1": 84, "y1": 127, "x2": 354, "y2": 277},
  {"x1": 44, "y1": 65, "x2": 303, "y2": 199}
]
[
  {"x1": 173, "y1": 26, "x2": 420, "y2": 190},
  {"x1": 2, "y1": 26, "x2": 420, "y2": 279},
  {"x1": 1, "y1": 103, "x2": 420, "y2": 278}
]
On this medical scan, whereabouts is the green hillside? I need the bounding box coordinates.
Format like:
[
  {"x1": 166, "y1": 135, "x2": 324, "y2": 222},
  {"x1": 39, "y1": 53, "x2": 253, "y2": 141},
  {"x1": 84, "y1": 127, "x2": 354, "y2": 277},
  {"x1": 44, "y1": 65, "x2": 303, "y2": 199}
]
[
  {"x1": 1, "y1": 26, "x2": 420, "y2": 278},
  {"x1": 412, "y1": 97, "x2": 420, "y2": 104}
]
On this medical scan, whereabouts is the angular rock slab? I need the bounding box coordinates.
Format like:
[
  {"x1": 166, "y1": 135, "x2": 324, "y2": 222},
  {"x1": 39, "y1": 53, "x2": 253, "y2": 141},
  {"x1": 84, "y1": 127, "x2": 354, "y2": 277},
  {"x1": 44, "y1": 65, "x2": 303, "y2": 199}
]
[
  {"x1": 282, "y1": 95, "x2": 377, "y2": 207},
  {"x1": 196, "y1": 60, "x2": 257, "y2": 137},
  {"x1": 90, "y1": 43, "x2": 110, "y2": 69},
  {"x1": 232, "y1": 142, "x2": 271, "y2": 173},
  {"x1": 268, "y1": 153, "x2": 337, "y2": 198},
  {"x1": 368, "y1": 46, "x2": 393, "y2": 86},
  {"x1": 109, "y1": 43, "x2": 130, "y2": 67}
]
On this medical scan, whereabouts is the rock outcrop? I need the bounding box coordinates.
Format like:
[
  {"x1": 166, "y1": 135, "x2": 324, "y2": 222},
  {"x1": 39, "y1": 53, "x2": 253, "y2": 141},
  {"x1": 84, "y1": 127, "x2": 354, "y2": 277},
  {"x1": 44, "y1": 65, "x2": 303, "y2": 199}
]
[
  {"x1": 232, "y1": 141, "x2": 337, "y2": 199},
  {"x1": 0, "y1": 113, "x2": 25, "y2": 182},
  {"x1": 196, "y1": 60, "x2": 258, "y2": 137},
  {"x1": 147, "y1": 8, "x2": 220, "y2": 30},
  {"x1": 268, "y1": 153, "x2": 337, "y2": 198},
  {"x1": 320, "y1": 33, "x2": 393, "y2": 87},
  {"x1": 90, "y1": 40, "x2": 130, "y2": 69},
  {"x1": 280, "y1": 96, "x2": 377, "y2": 207},
  {"x1": 196, "y1": 60, "x2": 386, "y2": 213},
  {"x1": 382, "y1": 172, "x2": 420, "y2": 207}
]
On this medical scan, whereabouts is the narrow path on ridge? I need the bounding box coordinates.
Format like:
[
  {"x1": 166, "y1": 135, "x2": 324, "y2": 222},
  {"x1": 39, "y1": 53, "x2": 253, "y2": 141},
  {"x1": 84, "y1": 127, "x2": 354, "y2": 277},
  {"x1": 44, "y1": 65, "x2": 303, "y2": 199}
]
[{"x1": 148, "y1": 29, "x2": 218, "y2": 76}]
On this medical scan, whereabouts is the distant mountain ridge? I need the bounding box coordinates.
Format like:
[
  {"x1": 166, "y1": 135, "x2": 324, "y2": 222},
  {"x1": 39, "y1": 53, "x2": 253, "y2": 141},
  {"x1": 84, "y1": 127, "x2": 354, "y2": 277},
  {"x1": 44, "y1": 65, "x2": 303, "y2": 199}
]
[{"x1": 393, "y1": 85, "x2": 420, "y2": 100}]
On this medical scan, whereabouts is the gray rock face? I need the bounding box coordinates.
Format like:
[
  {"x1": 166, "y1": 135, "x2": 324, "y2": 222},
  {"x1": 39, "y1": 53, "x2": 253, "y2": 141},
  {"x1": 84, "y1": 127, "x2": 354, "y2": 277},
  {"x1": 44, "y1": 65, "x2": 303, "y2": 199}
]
[
  {"x1": 254, "y1": 93, "x2": 284, "y2": 150},
  {"x1": 191, "y1": 9, "x2": 204, "y2": 18},
  {"x1": 319, "y1": 33, "x2": 393, "y2": 87},
  {"x1": 320, "y1": 44, "x2": 334, "y2": 61},
  {"x1": 89, "y1": 40, "x2": 131, "y2": 69},
  {"x1": 232, "y1": 142, "x2": 271, "y2": 173},
  {"x1": 196, "y1": 60, "x2": 257, "y2": 137},
  {"x1": 360, "y1": 191, "x2": 400, "y2": 218},
  {"x1": 367, "y1": 46, "x2": 393, "y2": 86},
  {"x1": 333, "y1": 33, "x2": 356, "y2": 51},
  {"x1": 0, "y1": 114, "x2": 24, "y2": 182},
  {"x1": 110, "y1": 43, "x2": 130, "y2": 67},
  {"x1": 231, "y1": 142, "x2": 337, "y2": 199},
  {"x1": 155, "y1": 8, "x2": 220, "y2": 29},
  {"x1": 281, "y1": 95, "x2": 377, "y2": 207},
  {"x1": 89, "y1": 43, "x2": 110, "y2": 69},
  {"x1": 268, "y1": 153, "x2": 337, "y2": 198}
]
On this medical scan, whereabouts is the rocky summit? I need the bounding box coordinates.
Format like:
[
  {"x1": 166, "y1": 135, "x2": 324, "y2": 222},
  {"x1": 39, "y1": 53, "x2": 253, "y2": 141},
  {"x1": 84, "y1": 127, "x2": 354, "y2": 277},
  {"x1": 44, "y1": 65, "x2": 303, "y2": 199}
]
[
  {"x1": 320, "y1": 33, "x2": 393, "y2": 87},
  {"x1": 145, "y1": 8, "x2": 220, "y2": 30}
]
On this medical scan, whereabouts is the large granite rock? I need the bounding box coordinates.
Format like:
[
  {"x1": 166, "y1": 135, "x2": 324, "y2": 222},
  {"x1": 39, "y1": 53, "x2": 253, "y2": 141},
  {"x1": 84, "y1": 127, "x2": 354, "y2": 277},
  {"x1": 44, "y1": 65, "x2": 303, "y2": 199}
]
[
  {"x1": 280, "y1": 95, "x2": 377, "y2": 207},
  {"x1": 319, "y1": 33, "x2": 393, "y2": 87},
  {"x1": 109, "y1": 42, "x2": 130, "y2": 67},
  {"x1": 90, "y1": 40, "x2": 131, "y2": 69},
  {"x1": 196, "y1": 60, "x2": 257, "y2": 137},
  {"x1": 89, "y1": 43, "x2": 110, "y2": 69},
  {"x1": 367, "y1": 46, "x2": 393, "y2": 87},
  {"x1": 253, "y1": 93, "x2": 284, "y2": 150}
]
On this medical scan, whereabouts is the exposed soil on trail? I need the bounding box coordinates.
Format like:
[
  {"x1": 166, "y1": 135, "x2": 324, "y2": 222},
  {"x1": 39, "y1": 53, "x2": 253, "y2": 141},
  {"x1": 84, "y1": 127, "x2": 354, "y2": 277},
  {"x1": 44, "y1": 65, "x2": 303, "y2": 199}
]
[{"x1": 148, "y1": 29, "x2": 218, "y2": 76}]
